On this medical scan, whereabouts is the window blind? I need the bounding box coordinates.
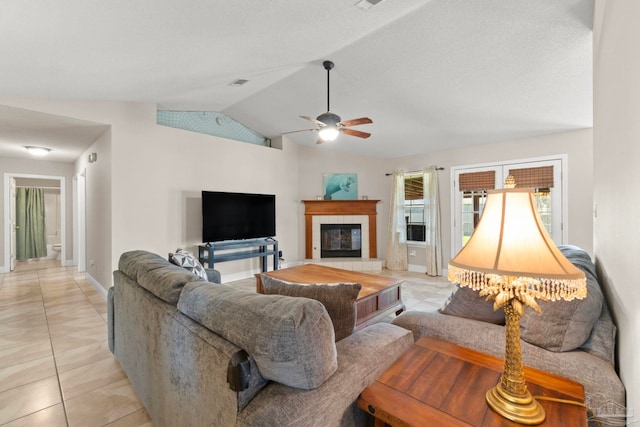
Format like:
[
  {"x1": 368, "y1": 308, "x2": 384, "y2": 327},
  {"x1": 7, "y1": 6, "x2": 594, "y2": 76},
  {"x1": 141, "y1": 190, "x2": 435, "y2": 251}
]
[
  {"x1": 508, "y1": 166, "x2": 554, "y2": 189},
  {"x1": 458, "y1": 171, "x2": 496, "y2": 192},
  {"x1": 404, "y1": 175, "x2": 423, "y2": 200}
]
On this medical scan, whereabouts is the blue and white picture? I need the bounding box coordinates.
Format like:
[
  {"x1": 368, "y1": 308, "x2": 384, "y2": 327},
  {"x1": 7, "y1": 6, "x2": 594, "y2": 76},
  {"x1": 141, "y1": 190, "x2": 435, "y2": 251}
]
[{"x1": 323, "y1": 173, "x2": 358, "y2": 200}]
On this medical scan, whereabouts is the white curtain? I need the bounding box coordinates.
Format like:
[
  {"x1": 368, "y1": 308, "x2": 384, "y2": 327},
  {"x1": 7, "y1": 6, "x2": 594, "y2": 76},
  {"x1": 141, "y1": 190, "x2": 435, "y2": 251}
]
[
  {"x1": 423, "y1": 166, "x2": 442, "y2": 276},
  {"x1": 385, "y1": 170, "x2": 408, "y2": 270}
]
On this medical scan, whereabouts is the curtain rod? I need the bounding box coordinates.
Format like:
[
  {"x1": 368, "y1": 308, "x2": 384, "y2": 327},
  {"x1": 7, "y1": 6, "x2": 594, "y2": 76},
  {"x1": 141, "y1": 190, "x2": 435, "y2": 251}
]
[
  {"x1": 385, "y1": 167, "x2": 444, "y2": 176},
  {"x1": 16, "y1": 185, "x2": 60, "y2": 190}
]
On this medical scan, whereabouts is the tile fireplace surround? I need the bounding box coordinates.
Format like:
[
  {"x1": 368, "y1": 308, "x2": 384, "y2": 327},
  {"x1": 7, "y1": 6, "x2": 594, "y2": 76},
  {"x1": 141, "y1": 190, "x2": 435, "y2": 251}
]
[{"x1": 302, "y1": 200, "x2": 382, "y2": 271}]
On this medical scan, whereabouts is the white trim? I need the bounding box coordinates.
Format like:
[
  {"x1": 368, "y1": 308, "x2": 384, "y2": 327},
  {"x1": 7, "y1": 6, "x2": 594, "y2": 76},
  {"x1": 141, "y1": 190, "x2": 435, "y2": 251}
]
[
  {"x1": 408, "y1": 263, "x2": 426, "y2": 273},
  {"x1": 85, "y1": 273, "x2": 108, "y2": 300},
  {"x1": 408, "y1": 263, "x2": 448, "y2": 278},
  {"x1": 219, "y1": 260, "x2": 305, "y2": 283},
  {"x1": 3, "y1": 173, "x2": 67, "y2": 271},
  {"x1": 311, "y1": 215, "x2": 370, "y2": 259},
  {"x1": 75, "y1": 171, "x2": 86, "y2": 272}
]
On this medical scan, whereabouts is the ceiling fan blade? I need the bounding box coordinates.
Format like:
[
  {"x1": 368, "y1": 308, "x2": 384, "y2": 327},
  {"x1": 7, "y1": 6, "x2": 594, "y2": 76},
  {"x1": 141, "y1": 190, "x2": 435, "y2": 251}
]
[
  {"x1": 340, "y1": 117, "x2": 373, "y2": 127},
  {"x1": 300, "y1": 115, "x2": 326, "y2": 126},
  {"x1": 281, "y1": 128, "x2": 316, "y2": 135},
  {"x1": 342, "y1": 128, "x2": 371, "y2": 139}
]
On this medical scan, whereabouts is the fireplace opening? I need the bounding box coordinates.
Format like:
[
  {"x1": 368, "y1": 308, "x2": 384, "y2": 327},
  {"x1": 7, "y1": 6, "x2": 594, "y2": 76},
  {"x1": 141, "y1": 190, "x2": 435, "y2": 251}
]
[{"x1": 320, "y1": 224, "x2": 362, "y2": 258}]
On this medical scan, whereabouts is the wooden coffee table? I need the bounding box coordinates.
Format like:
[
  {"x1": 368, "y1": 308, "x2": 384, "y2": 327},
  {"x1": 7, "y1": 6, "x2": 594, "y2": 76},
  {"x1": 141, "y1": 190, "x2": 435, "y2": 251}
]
[
  {"x1": 358, "y1": 337, "x2": 587, "y2": 427},
  {"x1": 256, "y1": 264, "x2": 404, "y2": 328}
]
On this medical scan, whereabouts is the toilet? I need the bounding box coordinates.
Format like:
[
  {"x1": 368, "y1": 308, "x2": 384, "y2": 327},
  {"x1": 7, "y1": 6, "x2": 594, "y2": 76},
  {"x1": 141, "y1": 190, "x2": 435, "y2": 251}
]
[{"x1": 51, "y1": 244, "x2": 62, "y2": 259}]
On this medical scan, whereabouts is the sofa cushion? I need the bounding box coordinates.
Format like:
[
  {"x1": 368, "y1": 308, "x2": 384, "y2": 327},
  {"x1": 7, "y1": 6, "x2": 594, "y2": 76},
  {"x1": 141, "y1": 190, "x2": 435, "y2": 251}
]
[
  {"x1": 119, "y1": 250, "x2": 200, "y2": 305},
  {"x1": 261, "y1": 275, "x2": 361, "y2": 342},
  {"x1": 520, "y1": 245, "x2": 603, "y2": 352},
  {"x1": 438, "y1": 284, "x2": 505, "y2": 325},
  {"x1": 178, "y1": 282, "x2": 337, "y2": 390},
  {"x1": 169, "y1": 249, "x2": 208, "y2": 281}
]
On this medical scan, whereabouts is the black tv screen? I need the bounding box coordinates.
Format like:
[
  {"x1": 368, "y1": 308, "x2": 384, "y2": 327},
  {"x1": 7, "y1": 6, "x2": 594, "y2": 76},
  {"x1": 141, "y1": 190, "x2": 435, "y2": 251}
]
[{"x1": 202, "y1": 191, "x2": 276, "y2": 243}]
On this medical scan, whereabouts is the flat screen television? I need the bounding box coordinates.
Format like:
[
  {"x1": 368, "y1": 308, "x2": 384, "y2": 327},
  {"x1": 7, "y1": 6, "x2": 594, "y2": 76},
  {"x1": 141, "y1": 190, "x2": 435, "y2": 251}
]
[{"x1": 202, "y1": 191, "x2": 276, "y2": 243}]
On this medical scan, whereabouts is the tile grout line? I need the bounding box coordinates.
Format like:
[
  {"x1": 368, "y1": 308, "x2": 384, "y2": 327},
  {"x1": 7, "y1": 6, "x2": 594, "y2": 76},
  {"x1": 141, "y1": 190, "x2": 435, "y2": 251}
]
[{"x1": 38, "y1": 267, "x2": 72, "y2": 427}]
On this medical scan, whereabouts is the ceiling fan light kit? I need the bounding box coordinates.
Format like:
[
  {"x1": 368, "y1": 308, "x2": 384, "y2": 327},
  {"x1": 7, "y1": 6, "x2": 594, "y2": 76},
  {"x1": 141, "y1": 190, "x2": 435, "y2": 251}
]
[
  {"x1": 318, "y1": 126, "x2": 339, "y2": 142},
  {"x1": 287, "y1": 60, "x2": 373, "y2": 144}
]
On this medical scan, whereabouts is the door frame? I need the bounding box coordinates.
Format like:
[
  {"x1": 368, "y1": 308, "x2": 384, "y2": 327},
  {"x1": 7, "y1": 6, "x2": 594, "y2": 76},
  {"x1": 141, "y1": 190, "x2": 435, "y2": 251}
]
[
  {"x1": 450, "y1": 154, "x2": 568, "y2": 258},
  {"x1": 73, "y1": 171, "x2": 86, "y2": 272},
  {"x1": 3, "y1": 173, "x2": 67, "y2": 272}
]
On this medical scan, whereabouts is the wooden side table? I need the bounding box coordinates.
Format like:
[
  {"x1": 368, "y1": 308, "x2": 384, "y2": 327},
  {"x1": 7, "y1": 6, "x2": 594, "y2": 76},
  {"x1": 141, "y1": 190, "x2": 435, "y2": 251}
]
[{"x1": 357, "y1": 337, "x2": 587, "y2": 427}]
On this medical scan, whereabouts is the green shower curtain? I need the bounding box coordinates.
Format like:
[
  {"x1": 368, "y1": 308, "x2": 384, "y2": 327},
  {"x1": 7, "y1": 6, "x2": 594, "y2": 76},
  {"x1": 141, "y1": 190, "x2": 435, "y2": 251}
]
[{"x1": 16, "y1": 187, "x2": 47, "y2": 261}]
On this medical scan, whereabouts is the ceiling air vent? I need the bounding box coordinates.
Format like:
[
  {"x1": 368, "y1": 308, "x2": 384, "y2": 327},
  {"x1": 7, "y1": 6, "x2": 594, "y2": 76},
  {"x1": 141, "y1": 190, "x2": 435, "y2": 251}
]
[
  {"x1": 228, "y1": 79, "x2": 249, "y2": 87},
  {"x1": 354, "y1": 0, "x2": 384, "y2": 10}
]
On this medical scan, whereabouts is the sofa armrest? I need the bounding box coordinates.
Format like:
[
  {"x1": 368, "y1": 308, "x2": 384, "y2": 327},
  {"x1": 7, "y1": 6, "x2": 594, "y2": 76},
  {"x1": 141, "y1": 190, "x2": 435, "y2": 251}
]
[
  {"x1": 206, "y1": 268, "x2": 221, "y2": 284},
  {"x1": 107, "y1": 286, "x2": 115, "y2": 353},
  {"x1": 237, "y1": 323, "x2": 414, "y2": 427}
]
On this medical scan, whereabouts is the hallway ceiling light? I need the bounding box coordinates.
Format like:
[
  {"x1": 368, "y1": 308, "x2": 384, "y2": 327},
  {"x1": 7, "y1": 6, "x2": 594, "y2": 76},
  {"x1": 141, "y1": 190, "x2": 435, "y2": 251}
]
[{"x1": 25, "y1": 146, "x2": 51, "y2": 156}]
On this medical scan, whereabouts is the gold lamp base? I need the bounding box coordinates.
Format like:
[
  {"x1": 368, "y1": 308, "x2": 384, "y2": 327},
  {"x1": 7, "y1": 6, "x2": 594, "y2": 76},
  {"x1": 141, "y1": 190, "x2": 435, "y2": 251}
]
[
  {"x1": 486, "y1": 382, "x2": 545, "y2": 425},
  {"x1": 484, "y1": 299, "x2": 546, "y2": 425}
]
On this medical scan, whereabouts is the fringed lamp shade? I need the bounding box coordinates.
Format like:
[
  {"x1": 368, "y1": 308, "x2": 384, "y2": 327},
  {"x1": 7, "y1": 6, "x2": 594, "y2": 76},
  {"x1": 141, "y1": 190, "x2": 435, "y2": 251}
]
[
  {"x1": 448, "y1": 186, "x2": 586, "y2": 424},
  {"x1": 449, "y1": 188, "x2": 586, "y2": 306}
]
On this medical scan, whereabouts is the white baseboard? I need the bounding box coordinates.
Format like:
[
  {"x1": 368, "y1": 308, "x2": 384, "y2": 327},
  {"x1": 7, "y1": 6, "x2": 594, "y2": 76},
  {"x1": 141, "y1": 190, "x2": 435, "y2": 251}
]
[
  {"x1": 408, "y1": 264, "x2": 448, "y2": 277},
  {"x1": 408, "y1": 263, "x2": 427, "y2": 273},
  {"x1": 85, "y1": 273, "x2": 108, "y2": 301},
  {"x1": 220, "y1": 260, "x2": 303, "y2": 283}
]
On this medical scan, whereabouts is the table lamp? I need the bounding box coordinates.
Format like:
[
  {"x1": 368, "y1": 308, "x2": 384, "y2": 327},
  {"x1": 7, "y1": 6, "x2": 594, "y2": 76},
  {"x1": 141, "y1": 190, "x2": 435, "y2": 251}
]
[{"x1": 448, "y1": 177, "x2": 586, "y2": 425}]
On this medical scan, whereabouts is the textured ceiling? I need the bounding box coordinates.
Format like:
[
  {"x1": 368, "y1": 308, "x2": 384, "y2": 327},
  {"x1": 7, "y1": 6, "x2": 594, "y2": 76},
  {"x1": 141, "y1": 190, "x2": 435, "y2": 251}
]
[{"x1": 0, "y1": 0, "x2": 594, "y2": 160}]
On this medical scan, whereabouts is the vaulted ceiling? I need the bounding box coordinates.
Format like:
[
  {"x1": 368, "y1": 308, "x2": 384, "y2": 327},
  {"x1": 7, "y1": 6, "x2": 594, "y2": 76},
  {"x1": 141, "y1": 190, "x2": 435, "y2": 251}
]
[{"x1": 0, "y1": 0, "x2": 594, "y2": 160}]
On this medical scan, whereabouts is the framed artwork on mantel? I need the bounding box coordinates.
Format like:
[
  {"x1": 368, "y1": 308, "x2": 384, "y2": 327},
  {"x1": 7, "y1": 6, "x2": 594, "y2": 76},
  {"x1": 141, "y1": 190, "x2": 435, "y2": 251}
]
[{"x1": 323, "y1": 173, "x2": 358, "y2": 200}]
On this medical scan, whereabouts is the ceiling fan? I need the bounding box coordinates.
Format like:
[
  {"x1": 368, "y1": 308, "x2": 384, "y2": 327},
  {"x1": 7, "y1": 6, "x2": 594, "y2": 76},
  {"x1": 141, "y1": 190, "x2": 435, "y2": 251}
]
[{"x1": 284, "y1": 60, "x2": 373, "y2": 144}]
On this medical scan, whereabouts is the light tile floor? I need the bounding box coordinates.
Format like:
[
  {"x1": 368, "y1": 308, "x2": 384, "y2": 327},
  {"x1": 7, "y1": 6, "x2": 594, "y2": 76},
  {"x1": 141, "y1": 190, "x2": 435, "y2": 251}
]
[
  {"x1": 0, "y1": 259, "x2": 152, "y2": 427},
  {"x1": 0, "y1": 259, "x2": 454, "y2": 426}
]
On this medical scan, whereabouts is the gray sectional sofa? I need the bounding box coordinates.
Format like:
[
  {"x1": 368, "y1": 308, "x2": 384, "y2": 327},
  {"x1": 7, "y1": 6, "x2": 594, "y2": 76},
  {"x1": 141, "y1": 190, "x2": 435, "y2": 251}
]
[
  {"x1": 392, "y1": 245, "x2": 626, "y2": 427},
  {"x1": 108, "y1": 250, "x2": 414, "y2": 427}
]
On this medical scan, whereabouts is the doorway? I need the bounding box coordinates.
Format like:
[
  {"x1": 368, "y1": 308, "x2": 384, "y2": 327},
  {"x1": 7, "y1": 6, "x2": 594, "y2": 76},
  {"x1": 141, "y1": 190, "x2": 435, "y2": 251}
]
[{"x1": 3, "y1": 173, "x2": 67, "y2": 272}]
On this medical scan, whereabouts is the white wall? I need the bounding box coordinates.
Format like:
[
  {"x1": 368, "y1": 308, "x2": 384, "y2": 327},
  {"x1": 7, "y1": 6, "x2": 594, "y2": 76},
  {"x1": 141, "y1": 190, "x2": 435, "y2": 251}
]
[
  {"x1": 295, "y1": 144, "x2": 389, "y2": 259},
  {"x1": 594, "y1": 0, "x2": 639, "y2": 418},
  {"x1": 0, "y1": 157, "x2": 74, "y2": 270},
  {"x1": 386, "y1": 129, "x2": 594, "y2": 269},
  {"x1": 109, "y1": 108, "x2": 301, "y2": 283},
  {"x1": 74, "y1": 129, "x2": 112, "y2": 289},
  {"x1": 0, "y1": 98, "x2": 302, "y2": 288}
]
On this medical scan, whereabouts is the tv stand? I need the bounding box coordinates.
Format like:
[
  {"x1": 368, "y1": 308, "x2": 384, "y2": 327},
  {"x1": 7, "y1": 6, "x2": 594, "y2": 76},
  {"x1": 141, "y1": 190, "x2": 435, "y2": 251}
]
[{"x1": 198, "y1": 238, "x2": 278, "y2": 272}]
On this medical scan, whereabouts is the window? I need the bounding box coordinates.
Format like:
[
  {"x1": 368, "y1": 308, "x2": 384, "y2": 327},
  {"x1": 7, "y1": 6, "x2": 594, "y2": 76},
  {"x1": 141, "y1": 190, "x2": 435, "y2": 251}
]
[
  {"x1": 404, "y1": 173, "x2": 425, "y2": 242},
  {"x1": 452, "y1": 158, "x2": 565, "y2": 256},
  {"x1": 458, "y1": 170, "x2": 495, "y2": 246}
]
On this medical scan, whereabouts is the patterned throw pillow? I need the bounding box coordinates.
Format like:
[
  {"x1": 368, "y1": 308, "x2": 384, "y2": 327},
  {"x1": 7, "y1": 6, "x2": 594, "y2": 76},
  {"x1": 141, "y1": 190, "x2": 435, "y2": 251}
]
[{"x1": 169, "y1": 249, "x2": 208, "y2": 281}]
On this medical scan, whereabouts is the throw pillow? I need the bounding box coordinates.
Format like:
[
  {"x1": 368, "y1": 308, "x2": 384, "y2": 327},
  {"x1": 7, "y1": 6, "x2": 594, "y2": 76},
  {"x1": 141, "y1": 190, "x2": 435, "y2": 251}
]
[
  {"x1": 169, "y1": 249, "x2": 208, "y2": 281},
  {"x1": 438, "y1": 284, "x2": 505, "y2": 325},
  {"x1": 178, "y1": 281, "x2": 337, "y2": 390},
  {"x1": 520, "y1": 246, "x2": 603, "y2": 352},
  {"x1": 261, "y1": 275, "x2": 361, "y2": 342}
]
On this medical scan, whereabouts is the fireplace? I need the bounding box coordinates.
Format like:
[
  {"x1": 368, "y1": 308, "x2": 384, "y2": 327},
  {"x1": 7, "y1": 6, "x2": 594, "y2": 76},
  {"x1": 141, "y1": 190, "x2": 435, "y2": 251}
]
[
  {"x1": 303, "y1": 200, "x2": 380, "y2": 260},
  {"x1": 321, "y1": 224, "x2": 362, "y2": 258}
]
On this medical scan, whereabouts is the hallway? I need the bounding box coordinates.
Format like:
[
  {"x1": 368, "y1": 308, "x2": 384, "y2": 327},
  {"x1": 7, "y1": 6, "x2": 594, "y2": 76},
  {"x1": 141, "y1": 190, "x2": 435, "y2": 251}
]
[{"x1": 0, "y1": 259, "x2": 153, "y2": 426}]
